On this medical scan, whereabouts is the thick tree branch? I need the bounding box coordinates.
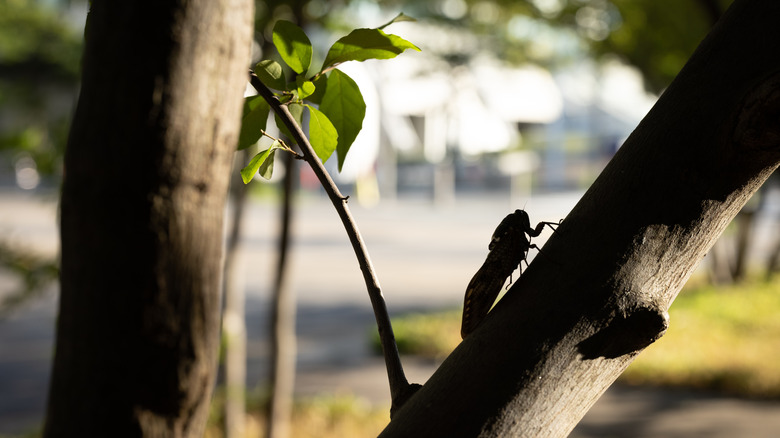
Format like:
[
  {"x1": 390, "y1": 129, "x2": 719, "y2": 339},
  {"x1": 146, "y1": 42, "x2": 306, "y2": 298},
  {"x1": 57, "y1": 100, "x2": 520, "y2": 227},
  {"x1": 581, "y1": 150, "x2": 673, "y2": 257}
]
[
  {"x1": 249, "y1": 72, "x2": 418, "y2": 414},
  {"x1": 382, "y1": 0, "x2": 780, "y2": 436}
]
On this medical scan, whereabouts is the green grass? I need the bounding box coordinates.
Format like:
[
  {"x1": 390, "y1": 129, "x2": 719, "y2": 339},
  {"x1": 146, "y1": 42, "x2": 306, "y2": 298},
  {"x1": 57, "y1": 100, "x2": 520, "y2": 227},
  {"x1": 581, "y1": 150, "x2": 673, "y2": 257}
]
[
  {"x1": 385, "y1": 277, "x2": 780, "y2": 399},
  {"x1": 381, "y1": 310, "x2": 463, "y2": 360},
  {"x1": 621, "y1": 278, "x2": 780, "y2": 398},
  {"x1": 206, "y1": 392, "x2": 388, "y2": 438}
]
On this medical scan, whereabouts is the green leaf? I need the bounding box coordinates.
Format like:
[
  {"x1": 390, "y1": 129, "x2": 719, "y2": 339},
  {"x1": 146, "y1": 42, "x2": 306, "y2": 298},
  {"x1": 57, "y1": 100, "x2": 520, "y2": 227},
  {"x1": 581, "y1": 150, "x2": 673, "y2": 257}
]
[
  {"x1": 241, "y1": 141, "x2": 283, "y2": 182},
  {"x1": 378, "y1": 12, "x2": 417, "y2": 30},
  {"x1": 306, "y1": 74, "x2": 329, "y2": 105},
  {"x1": 306, "y1": 105, "x2": 338, "y2": 163},
  {"x1": 257, "y1": 144, "x2": 281, "y2": 180},
  {"x1": 272, "y1": 20, "x2": 312, "y2": 74},
  {"x1": 274, "y1": 103, "x2": 304, "y2": 141},
  {"x1": 319, "y1": 69, "x2": 366, "y2": 171},
  {"x1": 322, "y1": 28, "x2": 420, "y2": 71},
  {"x1": 296, "y1": 75, "x2": 316, "y2": 100},
  {"x1": 238, "y1": 95, "x2": 270, "y2": 150},
  {"x1": 254, "y1": 60, "x2": 286, "y2": 90}
]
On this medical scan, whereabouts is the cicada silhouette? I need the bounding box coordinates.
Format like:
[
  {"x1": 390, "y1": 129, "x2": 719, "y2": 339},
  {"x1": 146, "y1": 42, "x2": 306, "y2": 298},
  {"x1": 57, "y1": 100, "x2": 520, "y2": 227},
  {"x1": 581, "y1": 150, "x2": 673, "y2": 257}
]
[{"x1": 460, "y1": 209, "x2": 560, "y2": 338}]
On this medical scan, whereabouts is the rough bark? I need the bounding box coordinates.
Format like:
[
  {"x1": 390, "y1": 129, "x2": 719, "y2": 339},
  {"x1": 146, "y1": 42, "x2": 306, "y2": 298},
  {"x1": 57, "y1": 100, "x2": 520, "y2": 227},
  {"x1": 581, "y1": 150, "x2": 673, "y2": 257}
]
[
  {"x1": 45, "y1": 1, "x2": 252, "y2": 436},
  {"x1": 382, "y1": 0, "x2": 780, "y2": 436}
]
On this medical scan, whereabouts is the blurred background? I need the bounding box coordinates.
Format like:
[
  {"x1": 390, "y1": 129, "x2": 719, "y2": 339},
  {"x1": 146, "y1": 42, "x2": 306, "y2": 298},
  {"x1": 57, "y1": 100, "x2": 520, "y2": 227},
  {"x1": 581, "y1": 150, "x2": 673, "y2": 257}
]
[{"x1": 2, "y1": 0, "x2": 780, "y2": 437}]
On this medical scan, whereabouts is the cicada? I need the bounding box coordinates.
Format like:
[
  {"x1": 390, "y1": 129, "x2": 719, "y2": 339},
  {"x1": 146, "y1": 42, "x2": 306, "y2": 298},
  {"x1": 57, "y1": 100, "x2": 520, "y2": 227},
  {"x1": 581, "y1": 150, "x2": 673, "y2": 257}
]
[{"x1": 460, "y1": 209, "x2": 560, "y2": 338}]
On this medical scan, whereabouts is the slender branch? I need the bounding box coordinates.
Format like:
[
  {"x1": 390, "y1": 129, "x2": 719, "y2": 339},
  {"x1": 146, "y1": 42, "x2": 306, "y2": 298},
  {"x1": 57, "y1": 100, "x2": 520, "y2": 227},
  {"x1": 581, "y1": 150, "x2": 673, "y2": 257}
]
[
  {"x1": 259, "y1": 129, "x2": 299, "y2": 157},
  {"x1": 249, "y1": 71, "x2": 418, "y2": 413}
]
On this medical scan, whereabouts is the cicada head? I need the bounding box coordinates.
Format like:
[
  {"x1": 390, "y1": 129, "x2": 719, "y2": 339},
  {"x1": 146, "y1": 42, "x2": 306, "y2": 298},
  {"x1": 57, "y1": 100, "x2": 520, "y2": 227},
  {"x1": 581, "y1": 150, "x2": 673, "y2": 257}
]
[
  {"x1": 489, "y1": 209, "x2": 531, "y2": 250},
  {"x1": 512, "y1": 209, "x2": 531, "y2": 230}
]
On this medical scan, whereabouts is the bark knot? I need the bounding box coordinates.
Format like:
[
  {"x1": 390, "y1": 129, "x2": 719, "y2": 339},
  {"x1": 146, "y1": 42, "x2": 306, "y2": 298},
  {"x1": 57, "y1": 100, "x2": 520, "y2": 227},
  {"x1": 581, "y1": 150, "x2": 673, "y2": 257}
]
[{"x1": 577, "y1": 305, "x2": 669, "y2": 360}]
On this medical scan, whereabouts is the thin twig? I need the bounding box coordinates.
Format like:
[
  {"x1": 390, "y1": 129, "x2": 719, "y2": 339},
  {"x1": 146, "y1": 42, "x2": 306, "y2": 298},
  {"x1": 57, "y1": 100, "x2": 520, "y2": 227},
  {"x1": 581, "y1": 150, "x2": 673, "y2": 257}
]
[
  {"x1": 249, "y1": 71, "x2": 418, "y2": 414},
  {"x1": 259, "y1": 129, "x2": 299, "y2": 157}
]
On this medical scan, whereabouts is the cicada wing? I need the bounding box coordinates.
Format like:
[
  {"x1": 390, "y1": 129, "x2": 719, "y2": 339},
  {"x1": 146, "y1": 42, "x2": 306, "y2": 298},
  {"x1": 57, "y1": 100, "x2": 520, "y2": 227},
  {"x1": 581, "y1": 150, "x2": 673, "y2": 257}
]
[{"x1": 460, "y1": 269, "x2": 507, "y2": 339}]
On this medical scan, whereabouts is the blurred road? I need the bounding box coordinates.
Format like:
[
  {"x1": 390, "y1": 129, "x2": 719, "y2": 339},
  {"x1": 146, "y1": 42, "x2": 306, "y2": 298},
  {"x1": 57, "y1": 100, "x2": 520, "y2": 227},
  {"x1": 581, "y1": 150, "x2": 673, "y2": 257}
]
[{"x1": 2, "y1": 189, "x2": 780, "y2": 436}]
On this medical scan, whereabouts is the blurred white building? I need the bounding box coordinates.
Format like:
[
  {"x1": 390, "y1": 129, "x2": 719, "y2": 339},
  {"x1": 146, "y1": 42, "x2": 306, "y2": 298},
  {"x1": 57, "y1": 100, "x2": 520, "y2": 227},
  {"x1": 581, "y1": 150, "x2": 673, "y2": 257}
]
[{"x1": 330, "y1": 43, "x2": 655, "y2": 206}]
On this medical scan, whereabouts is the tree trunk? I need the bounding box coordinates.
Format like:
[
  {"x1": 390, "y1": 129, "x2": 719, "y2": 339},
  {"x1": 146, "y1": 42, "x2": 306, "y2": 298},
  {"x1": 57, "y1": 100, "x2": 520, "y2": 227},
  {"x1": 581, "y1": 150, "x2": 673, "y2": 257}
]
[
  {"x1": 266, "y1": 151, "x2": 297, "y2": 438},
  {"x1": 731, "y1": 209, "x2": 755, "y2": 282},
  {"x1": 382, "y1": 0, "x2": 780, "y2": 436},
  {"x1": 44, "y1": 1, "x2": 252, "y2": 436},
  {"x1": 223, "y1": 158, "x2": 250, "y2": 438},
  {"x1": 767, "y1": 237, "x2": 780, "y2": 279}
]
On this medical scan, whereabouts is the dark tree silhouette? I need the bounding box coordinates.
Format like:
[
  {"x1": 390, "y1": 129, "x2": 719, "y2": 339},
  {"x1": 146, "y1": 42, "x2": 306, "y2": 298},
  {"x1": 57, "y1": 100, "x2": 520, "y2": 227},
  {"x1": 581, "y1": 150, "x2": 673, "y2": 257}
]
[{"x1": 44, "y1": 1, "x2": 253, "y2": 436}]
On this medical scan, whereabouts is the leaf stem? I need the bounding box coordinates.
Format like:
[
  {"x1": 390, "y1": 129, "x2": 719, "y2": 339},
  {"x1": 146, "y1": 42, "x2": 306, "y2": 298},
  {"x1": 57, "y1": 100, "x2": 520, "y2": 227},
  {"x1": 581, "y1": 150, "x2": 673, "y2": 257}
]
[
  {"x1": 259, "y1": 129, "x2": 299, "y2": 157},
  {"x1": 249, "y1": 71, "x2": 418, "y2": 414}
]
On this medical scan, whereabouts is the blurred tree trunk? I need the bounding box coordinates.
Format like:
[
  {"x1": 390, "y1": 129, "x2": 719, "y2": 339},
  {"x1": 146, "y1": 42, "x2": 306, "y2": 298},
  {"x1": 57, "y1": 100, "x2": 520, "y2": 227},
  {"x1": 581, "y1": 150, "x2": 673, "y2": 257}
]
[
  {"x1": 266, "y1": 151, "x2": 297, "y2": 438},
  {"x1": 222, "y1": 155, "x2": 251, "y2": 438},
  {"x1": 767, "y1": 238, "x2": 780, "y2": 279},
  {"x1": 382, "y1": 0, "x2": 780, "y2": 436},
  {"x1": 731, "y1": 209, "x2": 755, "y2": 281},
  {"x1": 708, "y1": 191, "x2": 762, "y2": 284},
  {"x1": 262, "y1": 5, "x2": 307, "y2": 437},
  {"x1": 762, "y1": 174, "x2": 780, "y2": 279},
  {"x1": 707, "y1": 237, "x2": 734, "y2": 284},
  {"x1": 44, "y1": 1, "x2": 252, "y2": 436}
]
